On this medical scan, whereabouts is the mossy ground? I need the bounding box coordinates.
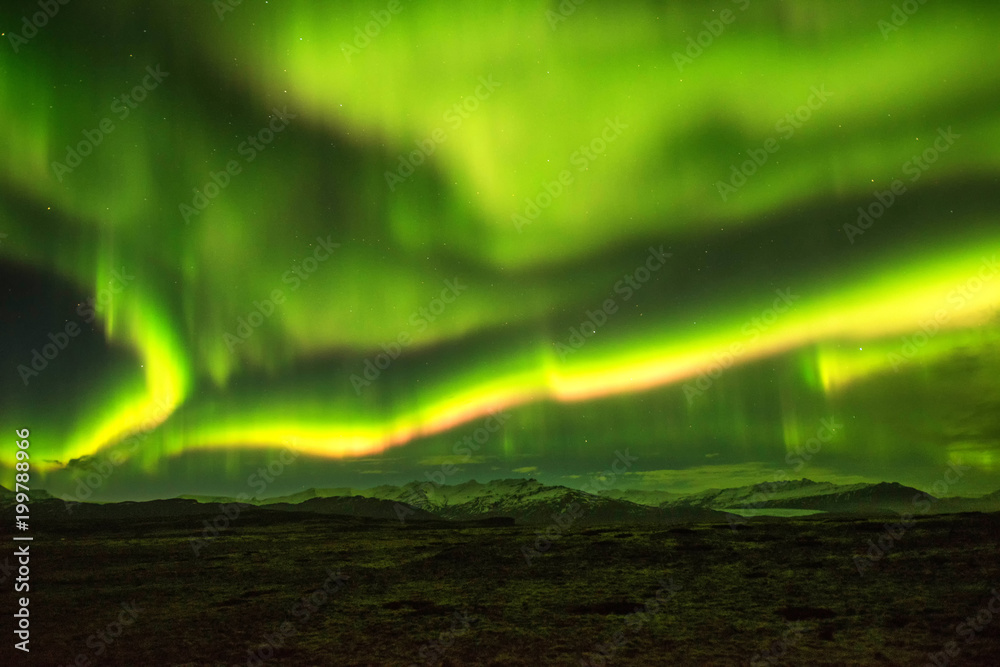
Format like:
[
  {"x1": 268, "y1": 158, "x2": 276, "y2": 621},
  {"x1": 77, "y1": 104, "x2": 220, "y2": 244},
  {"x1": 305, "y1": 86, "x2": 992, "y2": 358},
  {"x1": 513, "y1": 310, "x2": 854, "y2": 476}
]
[{"x1": 12, "y1": 511, "x2": 1000, "y2": 665}]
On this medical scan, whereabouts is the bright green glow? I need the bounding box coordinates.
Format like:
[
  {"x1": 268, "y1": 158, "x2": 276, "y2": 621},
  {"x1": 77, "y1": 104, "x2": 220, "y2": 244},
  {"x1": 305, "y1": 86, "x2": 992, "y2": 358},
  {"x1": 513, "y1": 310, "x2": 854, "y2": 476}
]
[
  {"x1": 1, "y1": 1, "x2": 999, "y2": 494},
  {"x1": 60, "y1": 292, "x2": 190, "y2": 465},
  {"x1": 815, "y1": 327, "x2": 1000, "y2": 394},
  {"x1": 203, "y1": 1, "x2": 1000, "y2": 267},
  {"x1": 37, "y1": 228, "x2": 992, "y2": 474}
]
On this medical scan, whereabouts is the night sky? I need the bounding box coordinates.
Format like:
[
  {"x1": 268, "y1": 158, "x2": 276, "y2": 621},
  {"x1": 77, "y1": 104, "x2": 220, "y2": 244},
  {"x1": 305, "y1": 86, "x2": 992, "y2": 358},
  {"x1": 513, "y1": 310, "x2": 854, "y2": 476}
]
[{"x1": 2, "y1": 1, "x2": 999, "y2": 501}]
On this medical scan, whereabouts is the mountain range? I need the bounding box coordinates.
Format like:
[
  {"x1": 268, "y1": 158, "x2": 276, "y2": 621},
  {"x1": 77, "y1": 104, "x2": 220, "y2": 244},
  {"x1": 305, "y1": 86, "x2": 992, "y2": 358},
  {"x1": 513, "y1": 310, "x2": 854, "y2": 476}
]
[
  {"x1": 244, "y1": 477, "x2": 1000, "y2": 517},
  {"x1": 3, "y1": 478, "x2": 999, "y2": 525}
]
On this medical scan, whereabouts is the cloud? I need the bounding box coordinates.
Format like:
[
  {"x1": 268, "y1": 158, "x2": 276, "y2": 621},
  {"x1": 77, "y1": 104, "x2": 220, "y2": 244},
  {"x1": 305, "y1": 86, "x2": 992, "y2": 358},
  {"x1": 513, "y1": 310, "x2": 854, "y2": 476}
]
[
  {"x1": 511, "y1": 466, "x2": 538, "y2": 474},
  {"x1": 417, "y1": 455, "x2": 490, "y2": 466}
]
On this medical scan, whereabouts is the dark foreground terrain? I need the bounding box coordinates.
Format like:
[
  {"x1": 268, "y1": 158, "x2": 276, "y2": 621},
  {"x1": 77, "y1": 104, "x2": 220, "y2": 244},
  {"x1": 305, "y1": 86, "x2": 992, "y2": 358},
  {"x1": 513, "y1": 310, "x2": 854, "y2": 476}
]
[{"x1": 5, "y1": 509, "x2": 1000, "y2": 666}]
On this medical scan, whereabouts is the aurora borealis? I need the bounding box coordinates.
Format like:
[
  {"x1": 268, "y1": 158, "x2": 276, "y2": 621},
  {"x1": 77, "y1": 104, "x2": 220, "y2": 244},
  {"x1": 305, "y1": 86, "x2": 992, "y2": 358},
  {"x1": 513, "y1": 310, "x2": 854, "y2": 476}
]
[{"x1": 1, "y1": 0, "x2": 999, "y2": 500}]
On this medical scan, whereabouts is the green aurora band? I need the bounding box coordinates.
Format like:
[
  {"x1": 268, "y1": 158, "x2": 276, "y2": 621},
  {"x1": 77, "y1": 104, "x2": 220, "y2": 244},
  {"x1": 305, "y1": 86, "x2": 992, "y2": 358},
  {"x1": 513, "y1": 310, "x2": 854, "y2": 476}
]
[{"x1": 1, "y1": 0, "x2": 998, "y2": 498}]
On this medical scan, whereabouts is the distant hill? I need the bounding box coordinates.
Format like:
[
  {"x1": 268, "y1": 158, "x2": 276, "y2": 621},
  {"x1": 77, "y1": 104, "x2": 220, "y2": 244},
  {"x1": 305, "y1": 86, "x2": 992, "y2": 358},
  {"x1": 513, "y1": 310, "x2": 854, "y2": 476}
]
[
  {"x1": 598, "y1": 488, "x2": 682, "y2": 506},
  {"x1": 7, "y1": 480, "x2": 998, "y2": 525},
  {"x1": 932, "y1": 489, "x2": 1000, "y2": 514},
  {"x1": 657, "y1": 479, "x2": 844, "y2": 510},
  {"x1": 24, "y1": 497, "x2": 225, "y2": 521},
  {"x1": 720, "y1": 481, "x2": 928, "y2": 513},
  {"x1": 0, "y1": 485, "x2": 53, "y2": 501},
  {"x1": 253, "y1": 487, "x2": 358, "y2": 505},
  {"x1": 176, "y1": 493, "x2": 254, "y2": 505},
  {"x1": 195, "y1": 479, "x2": 1000, "y2": 518},
  {"x1": 651, "y1": 479, "x2": 939, "y2": 514},
  {"x1": 290, "y1": 478, "x2": 730, "y2": 525},
  {"x1": 260, "y1": 495, "x2": 439, "y2": 521},
  {"x1": 648, "y1": 479, "x2": 1000, "y2": 515}
]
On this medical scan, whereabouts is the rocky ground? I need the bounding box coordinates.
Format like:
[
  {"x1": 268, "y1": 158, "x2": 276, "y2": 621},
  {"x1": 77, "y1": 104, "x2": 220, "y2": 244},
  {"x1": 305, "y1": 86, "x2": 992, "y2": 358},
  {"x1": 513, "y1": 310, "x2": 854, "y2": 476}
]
[{"x1": 5, "y1": 509, "x2": 1000, "y2": 666}]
